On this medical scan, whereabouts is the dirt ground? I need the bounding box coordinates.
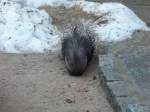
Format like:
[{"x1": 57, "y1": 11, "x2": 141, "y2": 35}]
[
  {"x1": 0, "y1": 53, "x2": 113, "y2": 112},
  {"x1": 39, "y1": 5, "x2": 108, "y2": 32}
]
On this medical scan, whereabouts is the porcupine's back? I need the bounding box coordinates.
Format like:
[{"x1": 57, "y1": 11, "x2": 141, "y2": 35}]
[{"x1": 62, "y1": 24, "x2": 95, "y2": 76}]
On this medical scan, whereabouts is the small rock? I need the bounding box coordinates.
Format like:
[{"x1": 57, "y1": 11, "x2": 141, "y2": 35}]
[
  {"x1": 65, "y1": 98, "x2": 74, "y2": 103},
  {"x1": 49, "y1": 70, "x2": 53, "y2": 72},
  {"x1": 98, "y1": 20, "x2": 108, "y2": 25},
  {"x1": 147, "y1": 22, "x2": 150, "y2": 27},
  {"x1": 86, "y1": 110, "x2": 90, "y2": 112},
  {"x1": 136, "y1": 30, "x2": 141, "y2": 33},
  {"x1": 23, "y1": 54, "x2": 28, "y2": 57},
  {"x1": 93, "y1": 76, "x2": 97, "y2": 80},
  {"x1": 67, "y1": 84, "x2": 71, "y2": 88},
  {"x1": 76, "y1": 88, "x2": 88, "y2": 92}
]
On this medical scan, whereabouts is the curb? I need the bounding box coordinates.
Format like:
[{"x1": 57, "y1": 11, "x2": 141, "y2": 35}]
[{"x1": 98, "y1": 53, "x2": 150, "y2": 112}]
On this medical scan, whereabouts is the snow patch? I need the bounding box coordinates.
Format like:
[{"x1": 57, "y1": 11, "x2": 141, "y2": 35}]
[
  {"x1": 0, "y1": 0, "x2": 149, "y2": 53},
  {"x1": 0, "y1": 0, "x2": 61, "y2": 53},
  {"x1": 25, "y1": 0, "x2": 71, "y2": 8},
  {"x1": 84, "y1": 2, "x2": 150, "y2": 41}
]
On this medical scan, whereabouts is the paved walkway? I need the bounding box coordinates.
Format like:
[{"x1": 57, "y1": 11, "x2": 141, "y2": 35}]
[{"x1": 99, "y1": 31, "x2": 150, "y2": 112}]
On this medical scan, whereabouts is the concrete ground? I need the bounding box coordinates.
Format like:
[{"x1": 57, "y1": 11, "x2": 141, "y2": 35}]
[{"x1": 0, "y1": 53, "x2": 113, "y2": 112}]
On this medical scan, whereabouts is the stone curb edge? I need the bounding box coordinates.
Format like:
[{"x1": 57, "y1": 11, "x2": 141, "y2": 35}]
[{"x1": 98, "y1": 53, "x2": 150, "y2": 112}]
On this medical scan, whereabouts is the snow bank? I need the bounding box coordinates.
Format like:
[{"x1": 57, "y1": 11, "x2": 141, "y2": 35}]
[
  {"x1": 0, "y1": 0, "x2": 149, "y2": 53},
  {"x1": 17, "y1": 0, "x2": 150, "y2": 42},
  {"x1": 0, "y1": 0, "x2": 61, "y2": 53},
  {"x1": 80, "y1": 2, "x2": 150, "y2": 41}
]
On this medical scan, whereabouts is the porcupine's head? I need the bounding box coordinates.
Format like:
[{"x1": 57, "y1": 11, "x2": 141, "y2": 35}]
[{"x1": 62, "y1": 25, "x2": 95, "y2": 76}]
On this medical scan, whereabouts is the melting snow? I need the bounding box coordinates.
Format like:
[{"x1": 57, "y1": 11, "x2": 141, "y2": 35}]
[
  {"x1": 0, "y1": 0, "x2": 149, "y2": 53},
  {"x1": 0, "y1": 0, "x2": 61, "y2": 53}
]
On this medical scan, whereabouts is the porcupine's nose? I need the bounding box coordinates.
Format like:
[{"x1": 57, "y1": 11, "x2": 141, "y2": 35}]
[{"x1": 64, "y1": 53, "x2": 88, "y2": 76}]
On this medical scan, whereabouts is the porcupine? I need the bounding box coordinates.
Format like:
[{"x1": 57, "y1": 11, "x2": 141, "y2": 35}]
[{"x1": 62, "y1": 23, "x2": 96, "y2": 76}]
